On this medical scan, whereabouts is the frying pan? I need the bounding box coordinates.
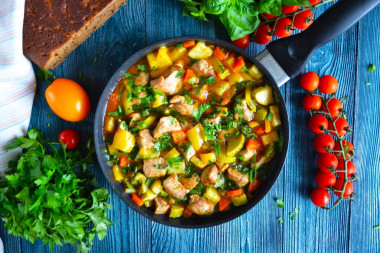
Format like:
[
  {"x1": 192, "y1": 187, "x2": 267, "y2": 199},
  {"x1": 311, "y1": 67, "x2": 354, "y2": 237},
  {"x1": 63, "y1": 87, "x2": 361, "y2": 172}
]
[{"x1": 94, "y1": 0, "x2": 380, "y2": 228}]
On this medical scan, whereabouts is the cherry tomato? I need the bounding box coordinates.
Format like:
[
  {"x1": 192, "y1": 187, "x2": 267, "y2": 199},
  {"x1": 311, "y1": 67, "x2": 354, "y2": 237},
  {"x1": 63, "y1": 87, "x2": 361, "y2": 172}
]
[
  {"x1": 315, "y1": 170, "x2": 336, "y2": 188},
  {"x1": 308, "y1": 114, "x2": 328, "y2": 134},
  {"x1": 294, "y1": 10, "x2": 314, "y2": 30},
  {"x1": 254, "y1": 24, "x2": 273, "y2": 45},
  {"x1": 45, "y1": 78, "x2": 91, "y2": 122},
  {"x1": 319, "y1": 75, "x2": 338, "y2": 94},
  {"x1": 311, "y1": 187, "x2": 330, "y2": 207},
  {"x1": 282, "y1": 4, "x2": 299, "y2": 14},
  {"x1": 300, "y1": 72, "x2": 319, "y2": 91},
  {"x1": 274, "y1": 18, "x2": 293, "y2": 38},
  {"x1": 58, "y1": 129, "x2": 80, "y2": 149},
  {"x1": 232, "y1": 34, "x2": 250, "y2": 49},
  {"x1": 334, "y1": 140, "x2": 354, "y2": 159},
  {"x1": 322, "y1": 98, "x2": 343, "y2": 117},
  {"x1": 302, "y1": 94, "x2": 322, "y2": 112},
  {"x1": 328, "y1": 117, "x2": 349, "y2": 137},
  {"x1": 317, "y1": 153, "x2": 338, "y2": 172},
  {"x1": 261, "y1": 13, "x2": 277, "y2": 20},
  {"x1": 334, "y1": 177, "x2": 353, "y2": 197},
  {"x1": 309, "y1": 0, "x2": 321, "y2": 5},
  {"x1": 336, "y1": 159, "x2": 356, "y2": 178},
  {"x1": 314, "y1": 134, "x2": 335, "y2": 153}
]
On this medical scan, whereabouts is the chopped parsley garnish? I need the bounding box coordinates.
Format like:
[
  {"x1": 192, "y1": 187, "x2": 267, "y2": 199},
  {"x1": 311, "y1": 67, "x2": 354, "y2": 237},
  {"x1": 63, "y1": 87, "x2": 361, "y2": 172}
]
[
  {"x1": 188, "y1": 77, "x2": 197, "y2": 85},
  {"x1": 267, "y1": 112, "x2": 273, "y2": 121},
  {"x1": 35, "y1": 67, "x2": 55, "y2": 83},
  {"x1": 241, "y1": 66, "x2": 247, "y2": 72},
  {"x1": 154, "y1": 134, "x2": 173, "y2": 154},
  {"x1": 289, "y1": 208, "x2": 300, "y2": 220},
  {"x1": 369, "y1": 64, "x2": 376, "y2": 72},
  {"x1": 137, "y1": 64, "x2": 148, "y2": 73},
  {"x1": 146, "y1": 177, "x2": 155, "y2": 187},
  {"x1": 176, "y1": 69, "x2": 185, "y2": 78},
  {"x1": 374, "y1": 225, "x2": 380, "y2": 229},
  {"x1": 175, "y1": 43, "x2": 182, "y2": 48},
  {"x1": 192, "y1": 104, "x2": 211, "y2": 122},
  {"x1": 219, "y1": 64, "x2": 225, "y2": 73},
  {"x1": 152, "y1": 66, "x2": 157, "y2": 71},
  {"x1": 277, "y1": 217, "x2": 283, "y2": 224},
  {"x1": 276, "y1": 198, "x2": 284, "y2": 209},
  {"x1": 166, "y1": 156, "x2": 184, "y2": 170},
  {"x1": 214, "y1": 142, "x2": 221, "y2": 155},
  {"x1": 124, "y1": 72, "x2": 133, "y2": 78}
]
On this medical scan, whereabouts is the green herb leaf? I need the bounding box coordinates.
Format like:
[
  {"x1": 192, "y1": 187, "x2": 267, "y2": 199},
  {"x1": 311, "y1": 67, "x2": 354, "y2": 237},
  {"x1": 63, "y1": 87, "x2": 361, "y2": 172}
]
[
  {"x1": 192, "y1": 104, "x2": 211, "y2": 122},
  {"x1": 374, "y1": 225, "x2": 380, "y2": 229},
  {"x1": 369, "y1": 64, "x2": 376, "y2": 73},
  {"x1": 277, "y1": 217, "x2": 283, "y2": 224},
  {"x1": 176, "y1": 69, "x2": 185, "y2": 78},
  {"x1": 35, "y1": 67, "x2": 55, "y2": 83},
  {"x1": 276, "y1": 198, "x2": 284, "y2": 208},
  {"x1": 138, "y1": 64, "x2": 148, "y2": 73}
]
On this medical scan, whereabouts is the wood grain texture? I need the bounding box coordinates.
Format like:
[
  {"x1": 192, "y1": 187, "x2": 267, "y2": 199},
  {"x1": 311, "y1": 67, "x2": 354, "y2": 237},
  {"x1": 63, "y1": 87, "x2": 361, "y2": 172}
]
[{"x1": 2, "y1": 1, "x2": 380, "y2": 252}]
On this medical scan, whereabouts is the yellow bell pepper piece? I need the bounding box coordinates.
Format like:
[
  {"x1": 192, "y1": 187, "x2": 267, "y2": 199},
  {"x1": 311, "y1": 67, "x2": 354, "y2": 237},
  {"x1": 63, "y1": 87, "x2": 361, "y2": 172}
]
[
  {"x1": 168, "y1": 47, "x2": 187, "y2": 62},
  {"x1": 269, "y1": 105, "x2": 282, "y2": 127},
  {"x1": 216, "y1": 143, "x2": 236, "y2": 163},
  {"x1": 112, "y1": 165, "x2": 124, "y2": 181},
  {"x1": 241, "y1": 72, "x2": 253, "y2": 81},
  {"x1": 225, "y1": 56, "x2": 235, "y2": 69},
  {"x1": 147, "y1": 47, "x2": 173, "y2": 71},
  {"x1": 252, "y1": 85, "x2": 274, "y2": 106},
  {"x1": 111, "y1": 124, "x2": 135, "y2": 153},
  {"x1": 135, "y1": 116, "x2": 157, "y2": 130},
  {"x1": 169, "y1": 205, "x2": 184, "y2": 218},
  {"x1": 136, "y1": 148, "x2": 158, "y2": 160},
  {"x1": 209, "y1": 57, "x2": 230, "y2": 80},
  {"x1": 231, "y1": 193, "x2": 248, "y2": 206},
  {"x1": 264, "y1": 118, "x2": 272, "y2": 133},
  {"x1": 142, "y1": 189, "x2": 157, "y2": 202},
  {"x1": 152, "y1": 93, "x2": 166, "y2": 108},
  {"x1": 255, "y1": 106, "x2": 268, "y2": 122},
  {"x1": 212, "y1": 81, "x2": 230, "y2": 96},
  {"x1": 121, "y1": 90, "x2": 133, "y2": 115},
  {"x1": 245, "y1": 85, "x2": 256, "y2": 112},
  {"x1": 133, "y1": 172, "x2": 147, "y2": 194},
  {"x1": 124, "y1": 180, "x2": 136, "y2": 193},
  {"x1": 107, "y1": 145, "x2": 119, "y2": 156},
  {"x1": 150, "y1": 179, "x2": 163, "y2": 194},
  {"x1": 190, "y1": 156, "x2": 207, "y2": 169},
  {"x1": 248, "y1": 121, "x2": 260, "y2": 129},
  {"x1": 187, "y1": 124, "x2": 204, "y2": 151},
  {"x1": 104, "y1": 116, "x2": 116, "y2": 132},
  {"x1": 144, "y1": 200, "x2": 153, "y2": 208},
  {"x1": 228, "y1": 72, "x2": 243, "y2": 85},
  {"x1": 215, "y1": 106, "x2": 228, "y2": 116},
  {"x1": 203, "y1": 187, "x2": 220, "y2": 204},
  {"x1": 261, "y1": 131, "x2": 279, "y2": 146},
  {"x1": 227, "y1": 134, "x2": 245, "y2": 157},
  {"x1": 188, "y1": 42, "x2": 213, "y2": 59},
  {"x1": 199, "y1": 152, "x2": 216, "y2": 165},
  {"x1": 164, "y1": 148, "x2": 181, "y2": 159},
  {"x1": 248, "y1": 65, "x2": 263, "y2": 81}
]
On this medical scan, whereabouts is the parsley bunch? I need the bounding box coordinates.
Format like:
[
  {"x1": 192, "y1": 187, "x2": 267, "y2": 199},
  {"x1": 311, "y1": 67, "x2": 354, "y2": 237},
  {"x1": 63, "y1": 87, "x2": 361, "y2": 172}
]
[{"x1": 0, "y1": 129, "x2": 113, "y2": 252}]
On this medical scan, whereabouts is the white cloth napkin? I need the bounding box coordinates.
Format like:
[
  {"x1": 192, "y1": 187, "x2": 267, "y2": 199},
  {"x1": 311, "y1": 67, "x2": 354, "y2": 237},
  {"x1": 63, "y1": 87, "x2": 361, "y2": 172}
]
[{"x1": 0, "y1": 0, "x2": 36, "y2": 174}]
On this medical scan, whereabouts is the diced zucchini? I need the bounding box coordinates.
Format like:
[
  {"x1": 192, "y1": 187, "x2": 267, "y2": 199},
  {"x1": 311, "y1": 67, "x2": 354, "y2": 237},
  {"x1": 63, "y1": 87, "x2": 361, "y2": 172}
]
[
  {"x1": 190, "y1": 156, "x2": 207, "y2": 169},
  {"x1": 203, "y1": 187, "x2": 220, "y2": 204},
  {"x1": 269, "y1": 105, "x2": 282, "y2": 127},
  {"x1": 261, "y1": 131, "x2": 280, "y2": 146},
  {"x1": 152, "y1": 92, "x2": 166, "y2": 108},
  {"x1": 212, "y1": 81, "x2": 230, "y2": 96},
  {"x1": 227, "y1": 134, "x2": 245, "y2": 157},
  {"x1": 111, "y1": 125, "x2": 135, "y2": 153},
  {"x1": 104, "y1": 116, "x2": 116, "y2": 132},
  {"x1": 188, "y1": 42, "x2": 213, "y2": 59},
  {"x1": 121, "y1": 90, "x2": 133, "y2": 115},
  {"x1": 216, "y1": 143, "x2": 236, "y2": 163},
  {"x1": 112, "y1": 165, "x2": 124, "y2": 181},
  {"x1": 142, "y1": 189, "x2": 157, "y2": 202},
  {"x1": 147, "y1": 47, "x2": 173, "y2": 72},
  {"x1": 199, "y1": 152, "x2": 216, "y2": 165},
  {"x1": 187, "y1": 124, "x2": 204, "y2": 151},
  {"x1": 169, "y1": 47, "x2": 187, "y2": 62},
  {"x1": 124, "y1": 180, "x2": 136, "y2": 193},
  {"x1": 228, "y1": 72, "x2": 243, "y2": 85},
  {"x1": 164, "y1": 148, "x2": 181, "y2": 159},
  {"x1": 255, "y1": 107, "x2": 267, "y2": 122},
  {"x1": 231, "y1": 193, "x2": 248, "y2": 206},
  {"x1": 167, "y1": 160, "x2": 186, "y2": 174},
  {"x1": 252, "y1": 85, "x2": 274, "y2": 106},
  {"x1": 248, "y1": 65, "x2": 263, "y2": 80},
  {"x1": 245, "y1": 85, "x2": 256, "y2": 112},
  {"x1": 150, "y1": 179, "x2": 163, "y2": 194},
  {"x1": 133, "y1": 172, "x2": 147, "y2": 194},
  {"x1": 169, "y1": 205, "x2": 184, "y2": 218},
  {"x1": 209, "y1": 57, "x2": 230, "y2": 79}
]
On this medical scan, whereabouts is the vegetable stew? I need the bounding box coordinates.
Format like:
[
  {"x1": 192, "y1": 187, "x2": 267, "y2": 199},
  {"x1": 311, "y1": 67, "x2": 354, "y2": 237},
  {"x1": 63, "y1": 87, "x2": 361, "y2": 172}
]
[{"x1": 103, "y1": 40, "x2": 283, "y2": 218}]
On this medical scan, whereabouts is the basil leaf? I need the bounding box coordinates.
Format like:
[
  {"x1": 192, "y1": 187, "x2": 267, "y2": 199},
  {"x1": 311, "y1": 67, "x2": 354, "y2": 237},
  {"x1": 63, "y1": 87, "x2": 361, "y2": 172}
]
[
  {"x1": 202, "y1": 0, "x2": 230, "y2": 15},
  {"x1": 258, "y1": 0, "x2": 282, "y2": 16},
  {"x1": 282, "y1": 0, "x2": 312, "y2": 7}
]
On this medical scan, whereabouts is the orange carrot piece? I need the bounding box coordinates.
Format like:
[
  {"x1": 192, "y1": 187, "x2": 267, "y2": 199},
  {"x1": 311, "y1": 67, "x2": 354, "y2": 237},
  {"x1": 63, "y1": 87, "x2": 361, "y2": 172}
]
[
  {"x1": 218, "y1": 196, "x2": 232, "y2": 212},
  {"x1": 214, "y1": 47, "x2": 227, "y2": 61},
  {"x1": 232, "y1": 57, "x2": 245, "y2": 73},
  {"x1": 248, "y1": 179, "x2": 261, "y2": 193},
  {"x1": 225, "y1": 188, "x2": 244, "y2": 198},
  {"x1": 253, "y1": 126, "x2": 265, "y2": 136},
  {"x1": 183, "y1": 207, "x2": 192, "y2": 216},
  {"x1": 172, "y1": 130, "x2": 187, "y2": 145},
  {"x1": 183, "y1": 69, "x2": 197, "y2": 83},
  {"x1": 182, "y1": 40, "x2": 196, "y2": 48},
  {"x1": 246, "y1": 139, "x2": 260, "y2": 151},
  {"x1": 119, "y1": 155, "x2": 129, "y2": 167},
  {"x1": 131, "y1": 193, "x2": 144, "y2": 206}
]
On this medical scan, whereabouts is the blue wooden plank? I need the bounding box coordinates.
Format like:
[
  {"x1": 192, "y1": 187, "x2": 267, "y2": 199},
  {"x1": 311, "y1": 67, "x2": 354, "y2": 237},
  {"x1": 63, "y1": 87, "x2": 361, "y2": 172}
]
[{"x1": 350, "y1": 5, "x2": 380, "y2": 252}]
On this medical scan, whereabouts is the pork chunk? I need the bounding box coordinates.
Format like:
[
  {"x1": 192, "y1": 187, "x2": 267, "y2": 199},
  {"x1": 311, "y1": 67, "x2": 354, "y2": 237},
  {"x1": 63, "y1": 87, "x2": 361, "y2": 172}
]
[
  {"x1": 251, "y1": 151, "x2": 276, "y2": 169},
  {"x1": 192, "y1": 59, "x2": 215, "y2": 77},
  {"x1": 143, "y1": 157, "x2": 167, "y2": 178},
  {"x1": 134, "y1": 72, "x2": 149, "y2": 86},
  {"x1": 226, "y1": 167, "x2": 249, "y2": 187},
  {"x1": 188, "y1": 194, "x2": 215, "y2": 215},
  {"x1": 169, "y1": 95, "x2": 195, "y2": 116},
  {"x1": 154, "y1": 197, "x2": 170, "y2": 214},
  {"x1": 153, "y1": 116, "x2": 182, "y2": 139},
  {"x1": 163, "y1": 174, "x2": 189, "y2": 200},
  {"x1": 234, "y1": 100, "x2": 254, "y2": 122},
  {"x1": 137, "y1": 129, "x2": 155, "y2": 149},
  {"x1": 201, "y1": 165, "x2": 220, "y2": 187},
  {"x1": 180, "y1": 174, "x2": 200, "y2": 190},
  {"x1": 151, "y1": 68, "x2": 183, "y2": 95},
  {"x1": 129, "y1": 113, "x2": 142, "y2": 127}
]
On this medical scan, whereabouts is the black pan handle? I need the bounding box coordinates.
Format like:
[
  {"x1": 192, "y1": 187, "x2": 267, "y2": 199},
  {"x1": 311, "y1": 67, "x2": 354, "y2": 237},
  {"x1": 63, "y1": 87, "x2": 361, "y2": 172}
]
[{"x1": 267, "y1": 0, "x2": 380, "y2": 79}]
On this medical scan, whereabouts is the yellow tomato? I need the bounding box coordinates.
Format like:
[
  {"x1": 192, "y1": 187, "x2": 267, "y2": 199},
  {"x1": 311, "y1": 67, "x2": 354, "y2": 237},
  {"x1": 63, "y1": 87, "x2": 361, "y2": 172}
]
[{"x1": 45, "y1": 78, "x2": 91, "y2": 122}]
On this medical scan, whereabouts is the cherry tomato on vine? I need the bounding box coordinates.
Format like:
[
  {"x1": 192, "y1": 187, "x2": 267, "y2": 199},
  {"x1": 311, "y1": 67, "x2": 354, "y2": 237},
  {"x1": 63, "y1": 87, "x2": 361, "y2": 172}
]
[
  {"x1": 58, "y1": 129, "x2": 80, "y2": 149},
  {"x1": 334, "y1": 177, "x2": 354, "y2": 197},
  {"x1": 294, "y1": 10, "x2": 314, "y2": 30},
  {"x1": 254, "y1": 24, "x2": 273, "y2": 45},
  {"x1": 311, "y1": 187, "x2": 330, "y2": 207},
  {"x1": 315, "y1": 170, "x2": 336, "y2": 188},
  {"x1": 302, "y1": 94, "x2": 322, "y2": 112},
  {"x1": 314, "y1": 134, "x2": 335, "y2": 153},
  {"x1": 334, "y1": 140, "x2": 354, "y2": 159},
  {"x1": 322, "y1": 98, "x2": 343, "y2": 117},
  {"x1": 300, "y1": 72, "x2": 319, "y2": 91},
  {"x1": 45, "y1": 78, "x2": 91, "y2": 122},
  {"x1": 309, "y1": 0, "x2": 321, "y2": 5},
  {"x1": 319, "y1": 75, "x2": 339, "y2": 94},
  {"x1": 308, "y1": 114, "x2": 328, "y2": 134},
  {"x1": 317, "y1": 153, "x2": 338, "y2": 172},
  {"x1": 274, "y1": 18, "x2": 293, "y2": 38},
  {"x1": 328, "y1": 117, "x2": 349, "y2": 137},
  {"x1": 282, "y1": 4, "x2": 299, "y2": 14},
  {"x1": 261, "y1": 13, "x2": 277, "y2": 20},
  {"x1": 232, "y1": 34, "x2": 250, "y2": 49},
  {"x1": 336, "y1": 159, "x2": 356, "y2": 178}
]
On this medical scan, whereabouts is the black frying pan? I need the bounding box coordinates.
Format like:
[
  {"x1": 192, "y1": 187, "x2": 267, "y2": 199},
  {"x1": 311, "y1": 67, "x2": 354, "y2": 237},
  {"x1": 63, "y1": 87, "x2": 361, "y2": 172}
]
[{"x1": 94, "y1": 0, "x2": 379, "y2": 228}]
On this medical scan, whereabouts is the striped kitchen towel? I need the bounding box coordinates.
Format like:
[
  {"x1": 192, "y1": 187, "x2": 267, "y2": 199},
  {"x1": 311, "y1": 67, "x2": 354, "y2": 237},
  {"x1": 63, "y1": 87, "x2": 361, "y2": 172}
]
[{"x1": 0, "y1": 0, "x2": 36, "y2": 174}]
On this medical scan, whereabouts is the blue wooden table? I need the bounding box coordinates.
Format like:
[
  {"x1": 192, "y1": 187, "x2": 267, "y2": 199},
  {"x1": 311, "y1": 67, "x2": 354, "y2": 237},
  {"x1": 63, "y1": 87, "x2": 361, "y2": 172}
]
[{"x1": 1, "y1": 1, "x2": 380, "y2": 252}]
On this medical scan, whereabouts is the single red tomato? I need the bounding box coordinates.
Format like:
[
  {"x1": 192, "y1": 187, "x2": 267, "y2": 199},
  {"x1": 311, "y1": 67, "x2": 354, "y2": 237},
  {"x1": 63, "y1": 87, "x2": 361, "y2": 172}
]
[
  {"x1": 294, "y1": 10, "x2": 314, "y2": 30},
  {"x1": 308, "y1": 114, "x2": 328, "y2": 134},
  {"x1": 309, "y1": 0, "x2": 321, "y2": 5},
  {"x1": 302, "y1": 94, "x2": 322, "y2": 112},
  {"x1": 45, "y1": 78, "x2": 91, "y2": 122},
  {"x1": 300, "y1": 72, "x2": 319, "y2": 91},
  {"x1": 261, "y1": 13, "x2": 277, "y2": 20},
  {"x1": 315, "y1": 170, "x2": 336, "y2": 188},
  {"x1": 314, "y1": 134, "x2": 335, "y2": 153},
  {"x1": 328, "y1": 117, "x2": 349, "y2": 137},
  {"x1": 274, "y1": 18, "x2": 293, "y2": 38},
  {"x1": 311, "y1": 187, "x2": 330, "y2": 207},
  {"x1": 317, "y1": 153, "x2": 338, "y2": 172},
  {"x1": 282, "y1": 4, "x2": 299, "y2": 14},
  {"x1": 58, "y1": 129, "x2": 80, "y2": 149},
  {"x1": 319, "y1": 75, "x2": 338, "y2": 94},
  {"x1": 232, "y1": 34, "x2": 250, "y2": 49},
  {"x1": 322, "y1": 98, "x2": 343, "y2": 117},
  {"x1": 254, "y1": 24, "x2": 273, "y2": 45},
  {"x1": 334, "y1": 178, "x2": 354, "y2": 197},
  {"x1": 336, "y1": 159, "x2": 356, "y2": 178},
  {"x1": 334, "y1": 140, "x2": 354, "y2": 159}
]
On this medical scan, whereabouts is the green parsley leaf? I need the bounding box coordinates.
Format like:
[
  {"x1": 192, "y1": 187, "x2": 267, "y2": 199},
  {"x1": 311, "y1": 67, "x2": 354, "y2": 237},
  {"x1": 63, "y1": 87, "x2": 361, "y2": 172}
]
[
  {"x1": 35, "y1": 67, "x2": 55, "y2": 83},
  {"x1": 276, "y1": 198, "x2": 284, "y2": 208},
  {"x1": 188, "y1": 77, "x2": 197, "y2": 85},
  {"x1": 205, "y1": 76, "x2": 215, "y2": 84},
  {"x1": 137, "y1": 64, "x2": 148, "y2": 73},
  {"x1": 125, "y1": 72, "x2": 133, "y2": 78},
  {"x1": 176, "y1": 69, "x2": 185, "y2": 78},
  {"x1": 374, "y1": 225, "x2": 380, "y2": 229},
  {"x1": 369, "y1": 64, "x2": 376, "y2": 72},
  {"x1": 175, "y1": 43, "x2": 182, "y2": 48},
  {"x1": 366, "y1": 82, "x2": 371, "y2": 86},
  {"x1": 192, "y1": 104, "x2": 211, "y2": 122},
  {"x1": 277, "y1": 217, "x2": 283, "y2": 224}
]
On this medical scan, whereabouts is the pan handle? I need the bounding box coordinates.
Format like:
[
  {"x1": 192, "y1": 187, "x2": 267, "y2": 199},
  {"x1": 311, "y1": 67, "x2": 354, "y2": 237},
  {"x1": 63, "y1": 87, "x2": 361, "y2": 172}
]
[{"x1": 266, "y1": 0, "x2": 380, "y2": 79}]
